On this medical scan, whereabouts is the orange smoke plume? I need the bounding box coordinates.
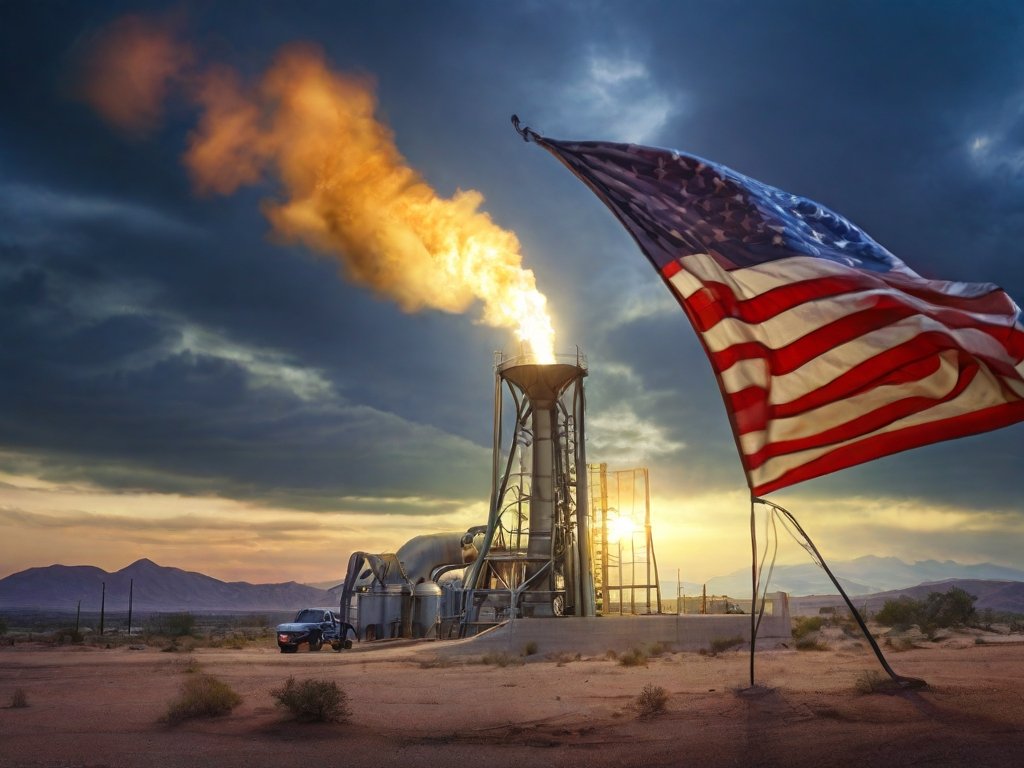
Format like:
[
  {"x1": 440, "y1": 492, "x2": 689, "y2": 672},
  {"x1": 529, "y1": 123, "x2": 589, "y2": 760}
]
[
  {"x1": 80, "y1": 22, "x2": 555, "y2": 362},
  {"x1": 75, "y1": 15, "x2": 192, "y2": 136}
]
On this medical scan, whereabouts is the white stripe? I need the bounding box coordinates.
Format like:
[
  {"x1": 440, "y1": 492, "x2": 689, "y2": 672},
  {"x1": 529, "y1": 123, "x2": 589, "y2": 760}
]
[
  {"x1": 718, "y1": 315, "x2": 1011, "y2": 406},
  {"x1": 668, "y1": 256, "x2": 1017, "y2": 358},
  {"x1": 737, "y1": 348, "x2": 966, "y2": 455},
  {"x1": 749, "y1": 359, "x2": 1018, "y2": 488},
  {"x1": 701, "y1": 287, "x2": 1013, "y2": 355},
  {"x1": 677, "y1": 252, "x2": 1012, "y2": 307}
]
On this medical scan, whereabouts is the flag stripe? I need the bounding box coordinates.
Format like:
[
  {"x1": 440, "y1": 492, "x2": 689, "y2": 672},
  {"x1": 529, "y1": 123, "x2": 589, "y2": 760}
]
[
  {"x1": 753, "y1": 400, "x2": 1024, "y2": 495},
  {"x1": 751, "y1": 362, "x2": 1022, "y2": 488},
  {"x1": 741, "y1": 351, "x2": 982, "y2": 469}
]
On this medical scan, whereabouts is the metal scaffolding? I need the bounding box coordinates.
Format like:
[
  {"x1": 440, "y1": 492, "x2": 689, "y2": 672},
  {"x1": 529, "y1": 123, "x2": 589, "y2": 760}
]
[{"x1": 587, "y1": 464, "x2": 662, "y2": 615}]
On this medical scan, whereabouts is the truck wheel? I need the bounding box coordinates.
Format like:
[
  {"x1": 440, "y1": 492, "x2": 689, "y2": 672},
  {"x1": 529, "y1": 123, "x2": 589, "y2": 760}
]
[
  {"x1": 280, "y1": 645, "x2": 297, "y2": 654},
  {"x1": 309, "y1": 636, "x2": 323, "y2": 651}
]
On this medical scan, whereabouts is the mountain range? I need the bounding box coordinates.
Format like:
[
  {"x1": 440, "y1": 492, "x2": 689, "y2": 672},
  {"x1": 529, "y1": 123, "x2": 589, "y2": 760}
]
[
  {"x1": 701, "y1": 555, "x2": 1024, "y2": 598},
  {"x1": 1, "y1": 555, "x2": 1022, "y2": 614},
  {"x1": 0, "y1": 558, "x2": 339, "y2": 613},
  {"x1": 790, "y1": 579, "x2": 1024, "y2": 616}
]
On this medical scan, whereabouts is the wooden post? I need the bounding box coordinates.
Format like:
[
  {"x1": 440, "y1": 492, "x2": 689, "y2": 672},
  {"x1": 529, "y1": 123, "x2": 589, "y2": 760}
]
[
  {"x1": 99, "y1": 581, "x2": 105, "y2": 636},
  {"x1": 127, "y1": 578, "x2": 133, "y2": 635}
]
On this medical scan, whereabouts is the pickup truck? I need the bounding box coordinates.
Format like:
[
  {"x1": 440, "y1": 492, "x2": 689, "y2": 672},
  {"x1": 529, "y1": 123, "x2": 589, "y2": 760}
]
[{"x1": 275, "y1": 608, "x2": 354, "y2": 653}]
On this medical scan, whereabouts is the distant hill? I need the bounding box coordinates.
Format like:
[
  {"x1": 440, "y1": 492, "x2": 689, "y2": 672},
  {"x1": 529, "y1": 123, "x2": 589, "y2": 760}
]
[
  {"x1": 705, "y1": 555, "x2": 1024, "y2": 598},
  {"x1": 0, "y1": 559, "x2": 336, "y2": 613},
  {"x1": 790, "y1": 579, "x2": 1024, "y2": 616}
]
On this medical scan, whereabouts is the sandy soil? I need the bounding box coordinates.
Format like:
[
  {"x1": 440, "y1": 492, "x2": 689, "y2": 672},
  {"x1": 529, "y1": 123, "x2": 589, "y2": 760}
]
[{"x1": 2, "y1": 638, "x2": 1023, "y2": 768}]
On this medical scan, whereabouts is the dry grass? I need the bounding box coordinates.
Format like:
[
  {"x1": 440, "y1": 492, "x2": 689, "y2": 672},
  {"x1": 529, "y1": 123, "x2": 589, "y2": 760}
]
[
  {"x1": 549, "y1": 651, "x2": 581, "y2": 667},
  {"x1": 633, "y1": 684, "x2": 668, "y2": 718},
  {"x1": 708, "y1": 636, "x2": 745, "y2": 655},
  {"x1": 163, "y1": 674, "x2": 241, "y2": 724},
  {"x1": 618, "y1": 647, "x2": 648, "y2": 667},
  {"x1": 418, "y1": 655, "x2": 456, "y2": 669},
  {"x1": 11, "y1": 688, "x2": 28, "y2": 708},
  {"x1": 647, "y1": 641, "x2": 670, "y2": 656},
  {"x1": 795, "y1": 637, "x2": 828, "y2": 651},
  {"x1": 854, "y1": 670, "x2": 909, "y2": 695},
  {"x1": 479, "y1": 652, "x2": 524, "y2": 667},
  {"x1": 271, "y1": 677, "x2": 350, "y2": 723}
]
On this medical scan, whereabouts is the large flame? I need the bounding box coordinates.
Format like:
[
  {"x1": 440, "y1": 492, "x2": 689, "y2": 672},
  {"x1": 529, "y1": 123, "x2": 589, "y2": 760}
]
[{"x1": 78, "y1": 25, "x2": 556, "y2": 363}]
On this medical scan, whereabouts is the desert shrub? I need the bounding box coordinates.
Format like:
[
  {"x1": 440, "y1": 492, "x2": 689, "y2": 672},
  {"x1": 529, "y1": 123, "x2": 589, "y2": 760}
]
[
  {"x1": 876, "y1": 588, "x2": 977, "y2": 634},
  {"x1": 886, "y1": 636, "x2": 918, "y2": 652},
  {"x1": 208, "y1": 633, "x2": 248, "y2": 650},
  {"x1": 55, "y1": 627, "x2": 84, "y2": 645},
  {"x1": 854, "y1": 670, "x2": 906, "y2": 694},
  {"x1": 648, "y1": 641, "x2": 670, "y2": 656},
  {"x1": 271, "y1": 677, "x2": 350, "y2": 723},
  {"x1": 925, "y1": 588, "x2": 976, "y2": 629},
  {"x1": 708, "y1": 636, "x2": 745, "y2": 655},
  {"x1": 618, "y1": 647, "x2": 648, "y2": 667},
  {"x1": 418, "y1": 655, "x2": 455, "y2": 669},
  {"x1": 150, "y1": 612, "x2": 197, "y2": 638},
  {"x1": 0, "y1": 617, "x2": 7, "y2": 635},
  {"x1": 633, "y1": 684, "x2": 668, "y2": 717},
  {"x1": 180, "y1": 658, "x2": 202, "y2": 674},
  {"x1": 480, "y1": 652, "x2": 524, "y2": 667},
  {"x1": 523, "y1": 641, "x2": 538, "y2": 656},
  {"x1": 551, "y1": 651, "x2": 580, "y2": 667},
  {"x1": 855, "y1": 671, "x2": 886, "y2": 694},
  {"x1": 160, "y1": 635, "x2": 198, "y2": 653},
  {"x1": 876, "y1": 596, "x2": 923, "y2": 630},
  {"x1": 163, "y1": 674, "x2": 241, "y2": 724},
  {"x1": 11, "y1": 688, "x2": 28, "y2": 708},
  {"x1": 795, "y1": 637, "x2": 827, "y2": 651},
  {"x1": 604, "y1": 649, "x2": 618, "y2": 660},
  {"x1": 792, "y1": 616, "x2": 824, "y2": 640}
]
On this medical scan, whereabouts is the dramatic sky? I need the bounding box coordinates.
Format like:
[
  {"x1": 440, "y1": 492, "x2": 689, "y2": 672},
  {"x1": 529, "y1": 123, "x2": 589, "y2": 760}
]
[{"x1": 2, "y1": 1, "x2": 1023, "y2": 585}]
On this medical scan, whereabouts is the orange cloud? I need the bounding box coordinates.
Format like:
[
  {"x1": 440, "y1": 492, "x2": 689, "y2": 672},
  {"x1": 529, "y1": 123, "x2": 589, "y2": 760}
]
[{"x1": 75, "y1": 14, "x2": 192, "y2": 135}]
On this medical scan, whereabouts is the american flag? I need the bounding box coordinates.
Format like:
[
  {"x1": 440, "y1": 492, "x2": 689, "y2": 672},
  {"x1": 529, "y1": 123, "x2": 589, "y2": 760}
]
[{"x1": 529, "y1": 134, "x2": 1024, "y2": 495}]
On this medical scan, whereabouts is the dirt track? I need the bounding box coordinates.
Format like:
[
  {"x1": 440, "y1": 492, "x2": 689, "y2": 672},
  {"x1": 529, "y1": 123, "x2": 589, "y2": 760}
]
[{"x1": 2, "y1": 640, "x2": 1023, "y2": 767}]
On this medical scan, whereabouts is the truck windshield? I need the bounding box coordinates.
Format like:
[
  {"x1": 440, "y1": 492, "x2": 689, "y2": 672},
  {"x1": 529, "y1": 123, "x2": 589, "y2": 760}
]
[{"x1": 295, "y1": 610, "x2": 327, "y2": 622}]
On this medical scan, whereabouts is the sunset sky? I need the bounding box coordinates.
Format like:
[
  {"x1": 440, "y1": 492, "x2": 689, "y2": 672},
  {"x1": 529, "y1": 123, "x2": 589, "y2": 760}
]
[{"x1": 2, "y1": 1, "x2": 1023, "y2": 586}]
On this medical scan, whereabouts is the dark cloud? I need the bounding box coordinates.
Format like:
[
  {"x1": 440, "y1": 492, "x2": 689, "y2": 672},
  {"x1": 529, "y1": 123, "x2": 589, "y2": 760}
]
[{"x1": 1, "y1": 0, "x2": 1023, "y2": 539}]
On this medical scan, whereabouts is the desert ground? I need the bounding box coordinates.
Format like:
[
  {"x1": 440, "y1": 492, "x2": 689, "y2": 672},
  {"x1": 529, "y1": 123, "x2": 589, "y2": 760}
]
[{"x1": 2, "y1": 635, "x2": 1023, "y2": 768}]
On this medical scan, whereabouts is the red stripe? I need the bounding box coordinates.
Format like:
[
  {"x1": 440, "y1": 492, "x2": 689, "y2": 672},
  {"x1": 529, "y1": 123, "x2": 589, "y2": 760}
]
[
  {"x1": 711, "y1": 303, "x2": 919, "y2": 376},
  {"x1": 743, "y1": 352, "x2": 981, "y2": 471},
  {"x1": 661, "y1": 261, "x2": 682, "y2": 278},
  {"x1": 726, "y1": 331, "x2": 1024, "y2": 435},
  {"x1": 708, "y1": 300, "x2": 1024, "y2": 384},
  {"x1": 752, "y1": 400, "x2": 1024, "y2": 495},
  {"x1": 674, "y1": 263, "x2": 1018, "y2": 333},
  {"x1": 685, "y1": 276, "x2": 863, "y2": 331},
  {"x1": 729, "y1": 386, "x2": 769, "y2": 434}
]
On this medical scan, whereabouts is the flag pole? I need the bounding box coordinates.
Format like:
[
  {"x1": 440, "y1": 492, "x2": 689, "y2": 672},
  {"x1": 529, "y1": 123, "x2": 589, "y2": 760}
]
[
  {"x1": 754, "y1": 496, "x2": 926, "y2": 689},
  {"x1": 749, "y1": 492, "x2": 757, "y2": 688}
]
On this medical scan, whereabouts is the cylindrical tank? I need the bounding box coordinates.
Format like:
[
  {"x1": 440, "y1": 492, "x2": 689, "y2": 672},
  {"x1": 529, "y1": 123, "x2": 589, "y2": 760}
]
[
  {"x1": 384, "y1": 584, "x2": 405, "y2": 638},
  {"x1": 412, "y1": 581, "x2": 442, "y2": 638},
  {"x1": 357, "y1": 591, "x2": 385, "y2": 641}
]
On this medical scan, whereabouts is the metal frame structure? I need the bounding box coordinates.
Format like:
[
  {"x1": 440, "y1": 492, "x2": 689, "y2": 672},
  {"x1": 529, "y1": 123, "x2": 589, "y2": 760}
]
[
  {"x1": 588, "y1": 464, "x2": 662, "y2": 615},
  {"x1": 461, "y1": 350, "x2": 595, "y2": 633}
]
